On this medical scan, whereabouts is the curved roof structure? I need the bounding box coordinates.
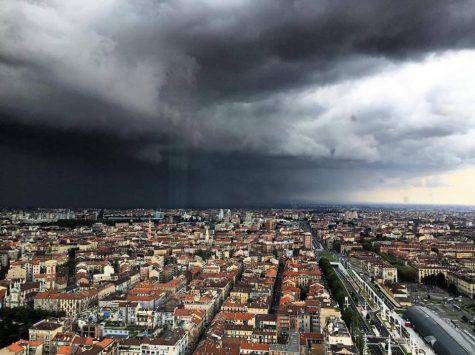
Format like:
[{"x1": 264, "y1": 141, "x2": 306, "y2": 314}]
[{"x1": 404, "y1": 306, "x2": 475, "y2": 355}]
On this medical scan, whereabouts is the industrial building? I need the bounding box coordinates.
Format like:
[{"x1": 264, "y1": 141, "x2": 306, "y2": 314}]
[{"x1": 404, "y1": 306, "x2": 475, "y2": 355}]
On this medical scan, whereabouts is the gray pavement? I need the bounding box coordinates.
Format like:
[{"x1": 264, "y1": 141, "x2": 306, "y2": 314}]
[{"x1": 407, "y1": 283, "x2": 475, "y2": 339}]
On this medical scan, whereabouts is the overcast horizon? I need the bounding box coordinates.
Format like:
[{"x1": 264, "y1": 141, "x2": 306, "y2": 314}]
[{"x1": 2, "y1": 0, "x2": 475, "y2": 207}]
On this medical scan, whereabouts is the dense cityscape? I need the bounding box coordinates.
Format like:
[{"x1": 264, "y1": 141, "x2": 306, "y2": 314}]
[
  {"x1": 3, "y1": 0, "x2": 475, "y2": 354},
  {"x1": 0, "y1": 207, "x2": 473, "y2": 355}
]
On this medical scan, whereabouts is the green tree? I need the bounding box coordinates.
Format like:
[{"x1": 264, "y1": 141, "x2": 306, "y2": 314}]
[
  {"x1": 196, "y1": 249, "x2": 212, "y2": 261},
  {"x1": 342, "y1": 307, "x2": 358, "y2": 330},
  {"x1": 319, "y1": 258, "x2": 352, "y2": 316},
  {"x1": 362, "y1": 241, "x2": 375, "y2": 252},
  {"x1": 435, "y1": 272, "x2": 446, "y2": 288},
  {"x1": 398, "y1": 266, "x2": 417, "y2": 282},
  {"x1": 0, "y1": 307, "x2": 65, "y2": 347},
  {"x1": 448, "y1": 283, "x2": 459, "y2": 295},
  {"x1": 112, "y1": 259, "x2": 120, "y2": 273},
  {"x1": 332, "y1": 240, "x2": 341, "y2": 253},
  {"x1": 422, "y1": 273, "x2": 446, "y2": 287}
]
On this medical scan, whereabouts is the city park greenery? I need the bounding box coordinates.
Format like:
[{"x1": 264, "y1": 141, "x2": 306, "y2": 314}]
[
  {"x1": 361, "y1": 240, "x2": 418, "y2": 282},
  {"x1": 362, "y1": 240, "x2": 459, "y2": 294},
  {"x1": 0, "y1": 307, "x2": 65, "y2": 348},
  {"x1": 319, "y1": 257, "x2": 364, "y2": 350},
  {"x1": 379, "y1": 252, "x2": 418, "y2": 282},
  {"x1": 421, "y1": 272, "x2": 459, "y2": 296}
]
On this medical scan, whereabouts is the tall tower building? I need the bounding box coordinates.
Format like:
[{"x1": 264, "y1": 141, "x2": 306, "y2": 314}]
[{"x1": 147, "y1": 220, "x2": 152, "y2": 239}]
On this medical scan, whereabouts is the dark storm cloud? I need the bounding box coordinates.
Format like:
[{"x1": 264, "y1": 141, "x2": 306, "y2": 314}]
[
  {"x1": 1, "y1": 0, "x2": 475, "y2": 206},
  {"x1": 0, "y1": 118, "x2": 154, "y2": 164},
  {"x1": 189, "y1": 0, "x2": 475, "y2": 100}
]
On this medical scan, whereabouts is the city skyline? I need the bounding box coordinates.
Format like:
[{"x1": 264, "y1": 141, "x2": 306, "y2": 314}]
[{"x1": 0, "y1": 207, "x2": 473, "y2": 354}]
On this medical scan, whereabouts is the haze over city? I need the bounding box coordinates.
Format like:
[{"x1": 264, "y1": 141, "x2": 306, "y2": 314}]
[{"x1": 2, "y1": 0, "x2": 475, "y2": 207}]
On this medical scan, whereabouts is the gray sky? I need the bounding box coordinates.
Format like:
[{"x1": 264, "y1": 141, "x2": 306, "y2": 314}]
[{"x1": 1, "y1": 0, "x2": 475, "y2": 207}]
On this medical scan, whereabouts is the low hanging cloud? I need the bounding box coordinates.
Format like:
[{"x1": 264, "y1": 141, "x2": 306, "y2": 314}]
[
  {"x1": 1, "y1": 0, "x2": 475, "y2": 206},
  {"x1": 200, "y1": 50, "x2": 475, "y2": 168}
]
